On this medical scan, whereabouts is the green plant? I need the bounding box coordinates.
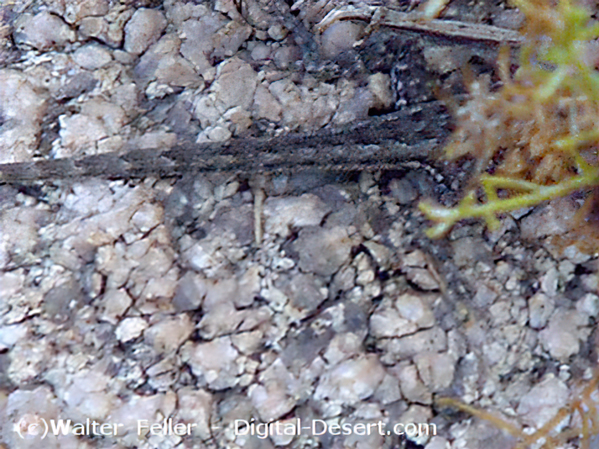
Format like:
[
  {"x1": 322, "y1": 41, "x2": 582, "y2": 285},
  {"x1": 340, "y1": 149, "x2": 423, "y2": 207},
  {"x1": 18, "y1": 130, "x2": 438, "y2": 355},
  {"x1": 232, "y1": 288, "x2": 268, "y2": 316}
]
[
  {"x1": 420, "y1": 3, "x2": 599, "y2": 447},
  {"x1": 419, "y1": 0, "x2": 599, "y2": 245}
]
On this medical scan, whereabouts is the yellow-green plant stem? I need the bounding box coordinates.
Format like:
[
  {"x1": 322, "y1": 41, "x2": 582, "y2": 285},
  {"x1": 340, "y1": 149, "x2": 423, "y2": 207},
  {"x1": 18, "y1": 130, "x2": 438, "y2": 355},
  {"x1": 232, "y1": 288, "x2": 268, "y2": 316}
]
[
  {"x1": 420, "y1": 0, "x2": 599, "y2": 238},
  {"x1": 420, "y1": 169, "x2": 599, "y2": 238}
]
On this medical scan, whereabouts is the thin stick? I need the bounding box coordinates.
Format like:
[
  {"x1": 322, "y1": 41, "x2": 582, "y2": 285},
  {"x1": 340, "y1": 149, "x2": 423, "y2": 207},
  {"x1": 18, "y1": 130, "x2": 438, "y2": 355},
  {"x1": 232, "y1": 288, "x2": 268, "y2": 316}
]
[{"x1": 316, "y1": 5, "x2": 523, "y2": 46}]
